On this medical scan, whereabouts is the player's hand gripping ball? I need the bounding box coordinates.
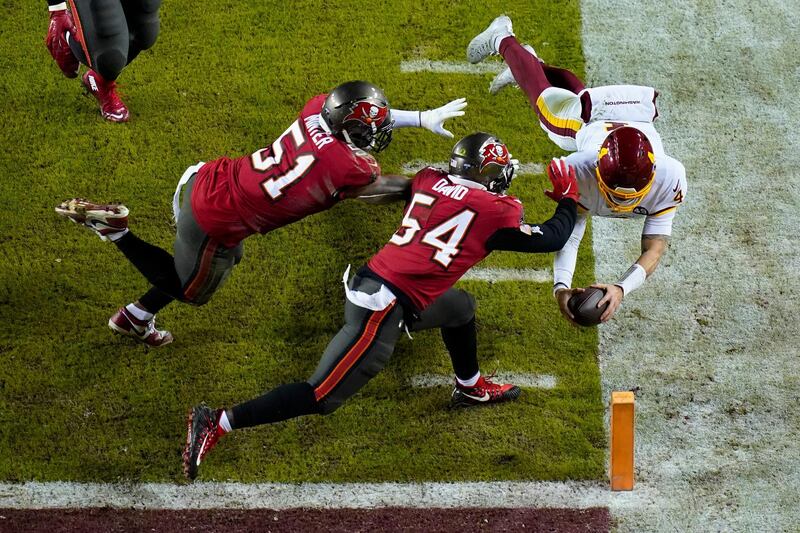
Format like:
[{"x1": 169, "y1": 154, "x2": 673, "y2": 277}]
[{"x1": 568, "y1": 287, "x2": 609, "y2": 327}]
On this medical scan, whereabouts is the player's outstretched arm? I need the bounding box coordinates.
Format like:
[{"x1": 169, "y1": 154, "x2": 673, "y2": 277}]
[
  {"x1": 486, "y1": 158, "x2": 579, "y2": 254},
  {"x1": 391, "y1": 98, "x2": 467, "y2": 138},
  {"x1": 485, "y1": 199, "x2": 577, "y2": 254},
  {"x1": 347, "y1": 174, "x2": 412, "y2": 204},
  {"x1": 592, "y1": 234, "x2": 669, "y2": 322}
]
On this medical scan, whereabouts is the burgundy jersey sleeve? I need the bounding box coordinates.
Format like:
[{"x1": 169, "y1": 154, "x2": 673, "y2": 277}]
[
  {"x1": 189, "y1": 94, "x2": 380, "y2": 246},
  {"x1": 367, "y1": 168, "x2": 524, "y2": 310}
]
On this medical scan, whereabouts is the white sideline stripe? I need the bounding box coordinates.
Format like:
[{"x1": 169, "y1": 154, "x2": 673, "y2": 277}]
[
  {"x1": 401, "y1": 161, "x2": 544, "y2": 176},
  {"x1": 0, "y1": 481, "x2": 657, "y2": 510},
  {"x1": 400, "y1": 60, "x2": 504, "y2": 75},
  {"x1": 410, "y1": 373, "x2": 557, "y2": 389},
  {"x1": 461, "y1": 268, "x2": 551, "y2": 283}
]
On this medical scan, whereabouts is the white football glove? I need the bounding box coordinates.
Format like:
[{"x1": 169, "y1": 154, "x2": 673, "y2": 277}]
[{"x1": 419, "y1": 97, "x2": 467, "y2": 138}]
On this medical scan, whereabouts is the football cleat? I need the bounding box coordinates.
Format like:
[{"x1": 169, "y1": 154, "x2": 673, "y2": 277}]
[
  {"x1": 46, "y1": 9, "x2": 79, "y2": 78},
  {"x1": 467, "y1": 15, "x2": 514, "y2": 64},
  {"x1": 183, "y1": 404, "x2": 225, "y2": 480},
  {"x1": 55, "y1": 198, "x2": 129, "y2": 241},
  {"x1": 82, "y1": 69, "x2": 130, "y2": 123},
  {"x1": 489, "y1": 44, "x2": 539, "y2": 95},
  {"x1": 450, "y1": 373, "x2": 521, "y2": 407},
  {"x1": 108, "y1": 307, "x2": 174, "y2": 347}
]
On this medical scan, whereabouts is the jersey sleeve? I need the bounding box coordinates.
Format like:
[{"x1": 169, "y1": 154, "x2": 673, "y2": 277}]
[
  {"x1": 643, "y1": 159, "x2": 687, "y2": 236},
  {"x1": 495, "y1": 196, "x2": 525, "y2": 229},
  {"x1": 301, "y1": 94, "x2": 329, "y2": 116},
  {"x1": 337, "y1": 148, "x2": 380, "y2": 193}
]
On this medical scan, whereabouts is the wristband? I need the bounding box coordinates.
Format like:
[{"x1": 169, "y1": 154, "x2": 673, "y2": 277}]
[
  {"x1": 49, "y1": 2, "x2": 67, "y2": 11},
  {"x1": 615, "y1": 264, "x2": 647, "y2": 295},
  {"x1": 553, "y1": 282, "x2": 569, "y2": 296}
]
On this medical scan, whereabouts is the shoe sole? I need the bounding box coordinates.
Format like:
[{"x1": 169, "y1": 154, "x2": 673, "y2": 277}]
[
  {"x1": 55, "y1": 201, "x2": 129, "y2": 232},
  {"x1": 183, "y1": 407, "x2": 197, "y2": 480}
]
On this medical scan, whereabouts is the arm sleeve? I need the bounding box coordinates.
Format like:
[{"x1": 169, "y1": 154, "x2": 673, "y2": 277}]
[
  {"x1": 552, "y1": 214, "x2": 587, "y2": 288},
  {"x1": 485, "y1": 199, "x2": 577, "y2": 253},
  {"x1": 642, "y1": 208, "x2": 676, "y2": 236},
  {"x1": 391, "y1": 109, "x2": 421, "y2": 129}
]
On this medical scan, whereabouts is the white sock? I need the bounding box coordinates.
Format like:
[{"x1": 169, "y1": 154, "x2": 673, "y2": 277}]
[
  {"x1": 218, "y1": 410, "x2": 232, "y2": 433},
  {"x1": 457, "y1": 372, "x2": 480, "y2": 388},
  {"x1": 126, "y1": 303, "x2": 153, "y2": 322},
  {"x1": 107, "y1": 228, "x2": 129, "y2": 242},
  {"x1": 493, "y1": 33, "x2": 514, "y2": 54}
]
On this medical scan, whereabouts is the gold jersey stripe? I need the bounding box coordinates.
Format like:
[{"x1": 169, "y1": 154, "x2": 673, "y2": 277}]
[{"x1": 649, "y1": 205, "x2": 678, "y2": 217}]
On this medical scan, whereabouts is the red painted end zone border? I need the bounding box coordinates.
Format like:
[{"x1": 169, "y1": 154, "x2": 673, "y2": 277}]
[{"x1": 0, "y1": 507, "x2": 611, "y2": 532}]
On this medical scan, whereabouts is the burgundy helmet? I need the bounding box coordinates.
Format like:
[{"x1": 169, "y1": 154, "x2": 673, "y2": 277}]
[{"x1": 595, "y1": 126, "x2": 656, "y2": 212}]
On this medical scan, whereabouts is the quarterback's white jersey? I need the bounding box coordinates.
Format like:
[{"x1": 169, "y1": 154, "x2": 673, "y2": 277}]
[
  {"x1": 564, "y1": 148, "x2": 686, "y2": 236},
  {"x1": 539, "y1": 84, "x2": 688, "y2": 290},
  {"x1": 537, "y1": 84, "x2": 686, "y2": 235}
]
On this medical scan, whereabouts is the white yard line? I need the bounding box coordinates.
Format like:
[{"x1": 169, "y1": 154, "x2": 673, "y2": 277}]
[
  {"x1": 581, "y1": 0, "x2": 800, "y2": 530},
  {"x1": 400, "y1": 60, "x2": 504, "y2": 75},
  {"x1": 401, "y1": 160, "x2": 544, "y2": 176},
  {"x1": 461, "y1": 268, "x2": 551, "y2": 283},
  {"x1": 410, "y1": 373, "x2": 557, "y2": 389},
  {"x1": 0, "y1": 481, "x2": 655, "y2": 511}
]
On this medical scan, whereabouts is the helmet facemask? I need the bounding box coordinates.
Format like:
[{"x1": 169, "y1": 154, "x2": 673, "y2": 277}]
[{"x1": 338, "y1": 108, "x2": 394, "y2": 152}]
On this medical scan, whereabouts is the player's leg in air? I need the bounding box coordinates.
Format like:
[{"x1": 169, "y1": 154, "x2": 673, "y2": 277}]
[
  {"x1": 467, "y1": 15, "x2": 587, "y2": 149},
  {"x1": 182, "y1": 276, "x2": 519, "y2": 480},
  {"x1": 55, "y1": 170, "x2": 241, "y2": 347},
  {"x1": 44, "y1": 0, "x2": 162, "y2": 122}
]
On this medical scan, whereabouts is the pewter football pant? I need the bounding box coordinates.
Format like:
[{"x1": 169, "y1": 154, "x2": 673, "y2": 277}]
[
  {"x1": 309, "y1": 275, "x2": 477, "y2": 414},
  {"x1": 67, "y1": 0, "x2": 161, "y2": 80},
  {"x1": 114, "y1": 173, "x2": 242, "y2": 312}
]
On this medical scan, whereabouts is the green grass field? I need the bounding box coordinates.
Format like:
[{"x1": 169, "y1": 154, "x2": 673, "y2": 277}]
[{"x1": 0, "y1": 0, "x2": 603, "y2": 482}]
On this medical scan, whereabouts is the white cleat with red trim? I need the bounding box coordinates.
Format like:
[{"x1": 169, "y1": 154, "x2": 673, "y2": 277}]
[{"x1": 108, "y1": 307, "x2": 174, "y2": 347}]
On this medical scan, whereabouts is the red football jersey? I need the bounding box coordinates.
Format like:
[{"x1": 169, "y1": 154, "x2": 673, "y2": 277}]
[
  {"x1": 190, "y1": 94, "x2": 380, "y2": 247},
  {"x1": 368, "y1": 168, "x2": 524, "y2": 310}
]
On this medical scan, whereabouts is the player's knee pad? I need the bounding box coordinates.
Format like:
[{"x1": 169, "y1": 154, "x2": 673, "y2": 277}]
[
  {"x1": 137, "y1": 0, "x2": 162, "y2": 12},
  {"x1": 232, "y1": 246, "x2": 244, "y2": 266},
  {"x1": 181, "y1": 291, "x2": 211, "y2": 307},
  {"x1": 316, "y1": 397, "x2": 341, "y2": 416},
  {"x1": 130, "y1": 16, "x2": 160, "y2": 51},
  {"x1": 452, "y1": 290, "x2": 477, "y2": 326},
  {"x1": 93, "y1": 49, "x2": 127, "y2": 81}
]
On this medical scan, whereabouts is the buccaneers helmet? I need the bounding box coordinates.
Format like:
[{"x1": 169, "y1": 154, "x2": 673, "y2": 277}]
[
  {"x1": 449, "y1": 132, "x2": 515, "y2": 193},
  {"x1": 595, "y1": 126, "x2": 656, "y2": 212},
  {"x1": 321, "y1": 81, "x2": 394, "y2": 152}
]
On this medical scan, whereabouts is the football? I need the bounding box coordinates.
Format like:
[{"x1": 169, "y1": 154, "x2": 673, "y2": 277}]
[{"x1": 567, "y1": 287, "x2": 609, "y2": 327}]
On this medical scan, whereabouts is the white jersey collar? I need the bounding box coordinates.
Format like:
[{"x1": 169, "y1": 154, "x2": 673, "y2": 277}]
[{"x1": 447, "y1": 175, "x2": 487, "y2": 191}]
